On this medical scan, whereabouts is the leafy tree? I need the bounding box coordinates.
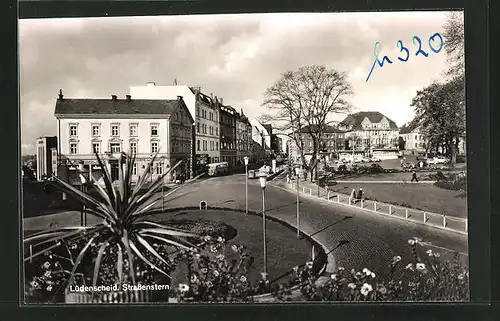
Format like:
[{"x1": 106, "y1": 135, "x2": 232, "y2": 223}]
[
  {"x1": 261, "y1": 65, "x2": 353, "y2": 181},
  {"x1": 410, "y1": 77, "x2": 465, "y2": 165},
  {"x1": 398, "y1": 137, "x2": 406, "y2": 151},
  {"x1": 443, "y1": 11, "x2": 465, "y2": 78}
]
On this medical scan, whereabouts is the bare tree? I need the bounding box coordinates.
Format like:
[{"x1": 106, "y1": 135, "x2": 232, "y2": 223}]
[
  {"x1": 443, "y1": 11, "x2": 465, "y2": 78},
  {"x1": 261, "y1": 65, "x2": 353, "y2": 181}
]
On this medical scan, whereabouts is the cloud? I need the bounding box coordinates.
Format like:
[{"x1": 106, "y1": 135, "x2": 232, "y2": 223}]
[{"x1": 20, "y1": 11, "x2": 457, "y2": 154}]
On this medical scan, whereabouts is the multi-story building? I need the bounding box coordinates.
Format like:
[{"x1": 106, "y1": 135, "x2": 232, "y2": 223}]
[
  {"x1": 35, "y1": 136, "x2": 57, "y2": 181},
  {"x1": 399, "y1": 122, "x2": 426, "y2": 153},
  {"x1": 129, "y1": 83, "x2": 220, "y2": 170},
  {"x1": 340, "y1": 111, "x2": 399, "y2": 150},
  {"x1": 235, "y1": 109, "x2": 252, "y2": 165},
  {"x1": 54, "y1": 91, "x2": 194, "y2": 185},
  {"x1": 286, "y1": 125, "x2": 345, "y2": 164},
  {"x1": 219, "y1": 101, "x2": 237, "y2": 167},
  {"x1": 249, "y1": 118, "x2": 271, "y2": 162}
]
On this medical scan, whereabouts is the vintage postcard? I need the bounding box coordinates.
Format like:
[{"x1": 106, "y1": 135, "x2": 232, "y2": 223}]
[{"x1": 20, "y1": 11, "x2": 467, "y2": 304}]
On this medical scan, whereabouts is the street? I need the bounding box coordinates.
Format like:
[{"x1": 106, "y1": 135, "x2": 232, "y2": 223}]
[{"x1": 164, "y1": 173, "x2": 469, "y2": 280}]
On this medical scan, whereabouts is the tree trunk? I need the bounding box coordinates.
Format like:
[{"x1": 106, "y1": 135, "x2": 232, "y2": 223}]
[{"x1": 450, "y1": 137, "x2": 457, "y2": 166}]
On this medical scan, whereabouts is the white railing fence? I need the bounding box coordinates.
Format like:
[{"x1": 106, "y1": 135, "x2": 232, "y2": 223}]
[{"x1": 287, "y1": 182, "x2": 467, "y2": 235}]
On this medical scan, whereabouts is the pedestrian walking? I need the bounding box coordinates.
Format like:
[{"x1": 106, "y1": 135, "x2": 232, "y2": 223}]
[
  {"x1": 357, "y1": 188, "x2": 364, "y2": 200},
  {"x1": 349, "y1": 189, "x2": 356, "y2": 204},
  {"x1": 411, "y1": 170, "x2": 419, "y2": 182}
]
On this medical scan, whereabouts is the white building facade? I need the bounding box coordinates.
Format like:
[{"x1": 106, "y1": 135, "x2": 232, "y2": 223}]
[
  {"x1": 130, "y1": 83, "x2": 221, "y2": 167},
  {"x1": 55, "y1": 92, "x2": 193, "y2": 185}
]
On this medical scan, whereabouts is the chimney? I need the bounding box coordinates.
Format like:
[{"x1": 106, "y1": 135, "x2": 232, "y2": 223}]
[
  {"x1": 220, "y1": 97, "x2": 223, "y2": 105},
  {"x1": 126, "y1": 95, "x2": 131, "y2": 101},
  {"x1": 146, "y1": 82, "x2": 156, "y2": 87},
  {"x1": 111, "y1": 95, "x2": 117, "y2": 101},
  {"x1": 58, "y1": 89, "x2": 64, "y2": 100},
  {"x1": 177, "y1": 96, "x2": 183, "y2": 101}
]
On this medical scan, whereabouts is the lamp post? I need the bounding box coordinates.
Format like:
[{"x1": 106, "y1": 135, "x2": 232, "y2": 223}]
[
  {"x1": 294, "y1": 166, "x2": 301, "y2": 239},
  {"x1": 161, "y1": 157, "x2": 165, "y2": 212},
  {"x1": 244, "y1": 156, "x2": 249, "y2": 215},
  {"x1": 259, "y1": 173, "x2": 268, "y2": 276},
  {"x1": 78, "y1": 162, "x2": 89, "y2": 226}
]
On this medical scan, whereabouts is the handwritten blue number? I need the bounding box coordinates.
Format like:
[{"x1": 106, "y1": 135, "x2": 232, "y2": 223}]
[
  {"x1": 412, "y1": 36, "x2": 429, "y2": 57},
  {"x1": 397, "y1": 40, "x2": 410, "y2": 62},
  {"x1": 365, "y1": 41, "x2": 393, "y2": 82},
  {"x1": 428, "y1": 32, "x2": 444, "y2": 53}
]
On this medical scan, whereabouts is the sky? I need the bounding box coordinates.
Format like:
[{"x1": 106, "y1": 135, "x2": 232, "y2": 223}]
[{"x1": 19, "y1": 11, "x2": 457, "y2": 155}]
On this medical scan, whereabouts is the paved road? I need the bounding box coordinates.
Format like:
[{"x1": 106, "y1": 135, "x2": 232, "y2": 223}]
[{"x1": 163, "y1": 173, "x2": 469, "y2": 280}]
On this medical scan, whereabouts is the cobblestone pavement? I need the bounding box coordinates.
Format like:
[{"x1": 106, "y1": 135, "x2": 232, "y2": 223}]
[{"x1": 163, "y1": 174, "x2": 469, "y2": 281}]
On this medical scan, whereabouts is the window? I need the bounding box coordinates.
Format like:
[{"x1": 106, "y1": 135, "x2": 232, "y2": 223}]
[
  {"x1": 111, "y1": 124, "x2": 120, "y2": 137},
  {"x1": 203, "y1": 124, "x2": 207, "y2": 134},
  {"x1": 203, "y1": 140, "x2": 207, "y2": 151},
  {"x1": 130, "y1": 142, "x2": 137, "y2": 154},
  {"x1": 110, "y1": 143, "x2": 121, "y2": 153},
  {"x1": 216, "y1": 142, "x2": 219, "y2": 151},
  {"x1": 70, "y1": 143, "x2": 78, "y2": 155},
  {"x1": 92, "y1": 142, "x2": 100, "y2": 153},
  {"x1": 92, "y1": 125, "x2": 100, "y2": 137},
  {"x1": 151, "y1": 142, "x2": 159, "y2": 153},
  {"x1": 197, "y1": 122, "x2": 200, "y2": 133},
  {"x1": 210, "y1": 112, "x2": 213, "y2": 121},
  {"x1": 216, "y1": 127, "x2": 218, "y2": 136},
  {"x1": 132, "y1": 163, "x2": 137, "y2": 176},
  {"x1": 156, "y1": 163, "x2": 163, "y2": 175},
  {"x1": 151, "y1": 124, "x2": 159, "y2": 136},
  {"x1": 197, "y1": 107, "x2": 200, "y2": 117},
  {"x1": 210, "y1": 126, "x2": 213, "y2": 135},
  {"x1": 129, "y1": 124, "x2": 138, "y2": 137},
  {"x1": 69, "y1": 124, "x2": 78, "y2": 137},
  {"x1": 197, "y1": 140, "x2": 200, "y2": 151},
  {"x1": 210, "y1": 141, "x2": 214, "y2": 151}
]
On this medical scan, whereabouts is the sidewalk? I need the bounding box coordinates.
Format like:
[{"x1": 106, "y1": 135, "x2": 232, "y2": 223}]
[{"x1": 282, "y1": 178, "x2": 467, "y2": 235}]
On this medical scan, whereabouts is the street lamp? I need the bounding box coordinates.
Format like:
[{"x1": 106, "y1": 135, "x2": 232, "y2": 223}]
[
  {"x1": 244, "y1": 156, "x2": 249, "y2": 214},
  {"x1": 78, "y1": 162, "x2": 89, "y2": 226},
  {"x1": 294, "y1": 166, "x2": 301, "y2": 239},
  {"x1": 259, "y1": 173, "x2": 268, "y2": 276},
  {"x1": 161, "y1": 157, "x2": 165, "y2": 212}
]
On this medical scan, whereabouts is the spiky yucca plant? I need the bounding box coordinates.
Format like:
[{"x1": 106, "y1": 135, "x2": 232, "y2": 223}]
[{"x1": 24, "y1": 152, "x2": 204, "y2": 290}]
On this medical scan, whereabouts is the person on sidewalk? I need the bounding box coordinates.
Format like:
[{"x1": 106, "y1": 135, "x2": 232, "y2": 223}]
[
  {"x1": 356, "y1": 188, "x2": 363, "y2": 201},
  {"x1": 411, "y1": 170, "x2": 419, "y2": 182},
  {"x1": 286, "y1": 173, "x2": 290, "y2": 184},
  {"x1": 349, "y1": 189, "x2": 356, "y2": 204}
]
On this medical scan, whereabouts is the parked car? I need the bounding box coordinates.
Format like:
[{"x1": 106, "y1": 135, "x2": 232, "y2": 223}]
[
  {"x1": 360, "y1": 157, "x2": 371, "y2": 163},
  {"x1": 248, "y1": 169, "x2": 257, "y2": 179},
  {"x1": 427, "y1": 156, "x2": 449, "y2": 165},
  {"x1": 370, "y1": 157, "x2": 381, "y2": 162}
]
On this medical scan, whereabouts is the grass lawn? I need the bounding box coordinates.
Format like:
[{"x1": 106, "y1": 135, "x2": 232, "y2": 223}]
[
  {"x1": 327, "y1": 183, "x2": 467, "y2": 218},
  {"x1": 148, "y1": 210, "x2": 313, "y2": 287},
  {"x1": 335, "y1": 171, "x2": 437, "y2": 182}
]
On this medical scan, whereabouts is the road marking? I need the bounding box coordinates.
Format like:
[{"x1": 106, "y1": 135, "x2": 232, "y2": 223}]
[{"x1": 419, "y1": 241, "x2": 468, "y2": 257}]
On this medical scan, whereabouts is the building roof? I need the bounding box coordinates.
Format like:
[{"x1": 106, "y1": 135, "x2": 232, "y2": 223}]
[
  {"x1": 399, "y1": 117, "x2": 421, "y2": 134},
  {"x1": 299, "y1": 124, "x2": 345, "y2": 134},
  {"x1": 262, "y1": 124, "x2": 273, "y2": 136},
  {"x1": 54, "y1": 96, "x2": 185, "y2": 117},
  {"x1": 340, "y1": 111, "x2": 399, "y2": 130}
]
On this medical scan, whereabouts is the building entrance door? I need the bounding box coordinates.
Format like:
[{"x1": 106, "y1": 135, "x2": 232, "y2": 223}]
[{"x1": 109, "y1": 160, "x2": 119, "y2": 181}]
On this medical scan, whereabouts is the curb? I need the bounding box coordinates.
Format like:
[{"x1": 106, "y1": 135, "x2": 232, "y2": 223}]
[
  {"x1": 333, "y1": 180, "x2": 437, "y2": 184},
  {"x1": 278, "y1": 181, "x2": 467, "y2": 236}
]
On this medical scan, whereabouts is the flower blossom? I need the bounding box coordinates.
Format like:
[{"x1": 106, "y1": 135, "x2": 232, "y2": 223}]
[
  {"x1": 217, "y1": 236, "x2": 224, "y2": 243},
  {"x1": 378, "y1": 286, "x2": 387, "y2": 294},
  {"x1": 200, "y1": 268, "x2": 208, "y2": 274},
  {"x1": 416, "y1": 263, "x2": 426, "y2": 271},
  {"x1": 426, "y1": 249, "x2": 433, "y2": 256},
  {"x1": 347, "y1": 283, "x2": 356, "y2": 289},
  {"x1": 408, "y1": 239, "x2": 415, "y2": 246},
  {"x1": 360, "y1": 283, "x2": 373, "y2": 296},
  {"x1": 213, "y1": 270, "x2": 220, "y2": 277},
  {"x1": 44, "y1": 271, "x2": 51, "y2": 278},
  {"x1": 405, "y1": 263, "x2": 414, "y2": 270},
  {"x1": 293, "y1": 266, "x2": 299, "y2": 272},
  {"x1": 330, "y1": 274, "x2": 338, "y2": 280},
  {"x1": 240, "y1": 275, "x2": 247, "y2": 283},
  {"x1": 393, "y1": 256, "x2": 402, "y2": 263},
  {"x1": 306, "y1": 261, "x2": 314, "y2": 269},
  {"x1": 42, "y1": 262, "x2": 50, "y2": 269},
  {"x1": 178, "y1": 284, "x2": 189, "y2": 292},
  {"x1": 46, "y1": 285, "x2": 53, "y2": 292}
]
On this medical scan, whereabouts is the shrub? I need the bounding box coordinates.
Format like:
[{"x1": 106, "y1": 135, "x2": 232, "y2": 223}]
[{"x1": 434, "y1": 176, "x2": 467, "y2": 191}]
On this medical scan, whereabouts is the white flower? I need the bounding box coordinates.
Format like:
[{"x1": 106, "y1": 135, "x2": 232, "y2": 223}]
[
  {"x1": 190, "y1": 275, "x2": 198, "y2": 283},
  {"x1": 347, "y1": 283, "x2": 356, "y2": 289},
  {"x1": 393, "y1": 256, "x2": 402, "y2": 262},
  {"x1": 30, "y1": 280, "x2": 39, "y2": 288},
  {"x1": 337, "y1": 267, "x2": 345, "y2": 271},
  {"x1": 405, "y1": 263, "x2": 414, "y2": 270},
  {"x1": 433, "y1": 253, "x2": 441, "y2": 258},
  {"x1": 42, "y1": 262, "x2": 50, "y2": 269},
  {"x1": 378, "y1": 286, "x2": 387, "y2": 294},
  {"x1": 293, "y1": 266, "x2": 299, "y2": 272},
  {"x1": 408, "y1": 239, "x2": 415, "y2": 246},
  {"x1": 200, "y1": 268, "x2": 208, "y2": 274},
  {"x1": 213, "y1": 270, "x2": 220, "y2": 277},
  {"x1": 330, "y1": 274, "x2": 338, "y2": 280},
  {"x1": 370, "y1": 272, "x2": 376, "y2": 278},
  {"x1": 46, "y1": 285, "x2": 53, "y2": 292},
  {"x1": 195, "y1": 253, "x2": 201, "y2": 259},
  {"x1": 240, "y1": 275, "x2": 247, "y2": 283},
  {"x1": 217, "y1": 236, "x2": 224, "y2": 243},
  {"x1": 416, "y1": 263, "x2": 426, "y2": 271},
  {"x1": 210, "y1": 245, "x2": 218, "y2": 253},
  {"x1": 44, "y1": 270, "x2": 51, "y2": 278},
  {"x1": 362, "y1": 268, "x2": 369, "y2": 275},
  {"x1": 360, "y1": 283, "x2": 373, "y2": 296},
  {"x1": 306, "y1": 261, "x2": 314, "y2": 269},
  {"x1": 203, "y1": 235, "x2": 211, "y2": 242},
  {"x1": 261, "y1": 272, "x2": 268, "y2": 280},
  {"x1": 426, "y1": 249, "x2": 433, "y2": 256},
  {"x1": 231, "y1": 244, "x2": 239, "y2": 252},
  {"x1": 178, "y1": 283, "x2": 189, "y2": 292}
]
